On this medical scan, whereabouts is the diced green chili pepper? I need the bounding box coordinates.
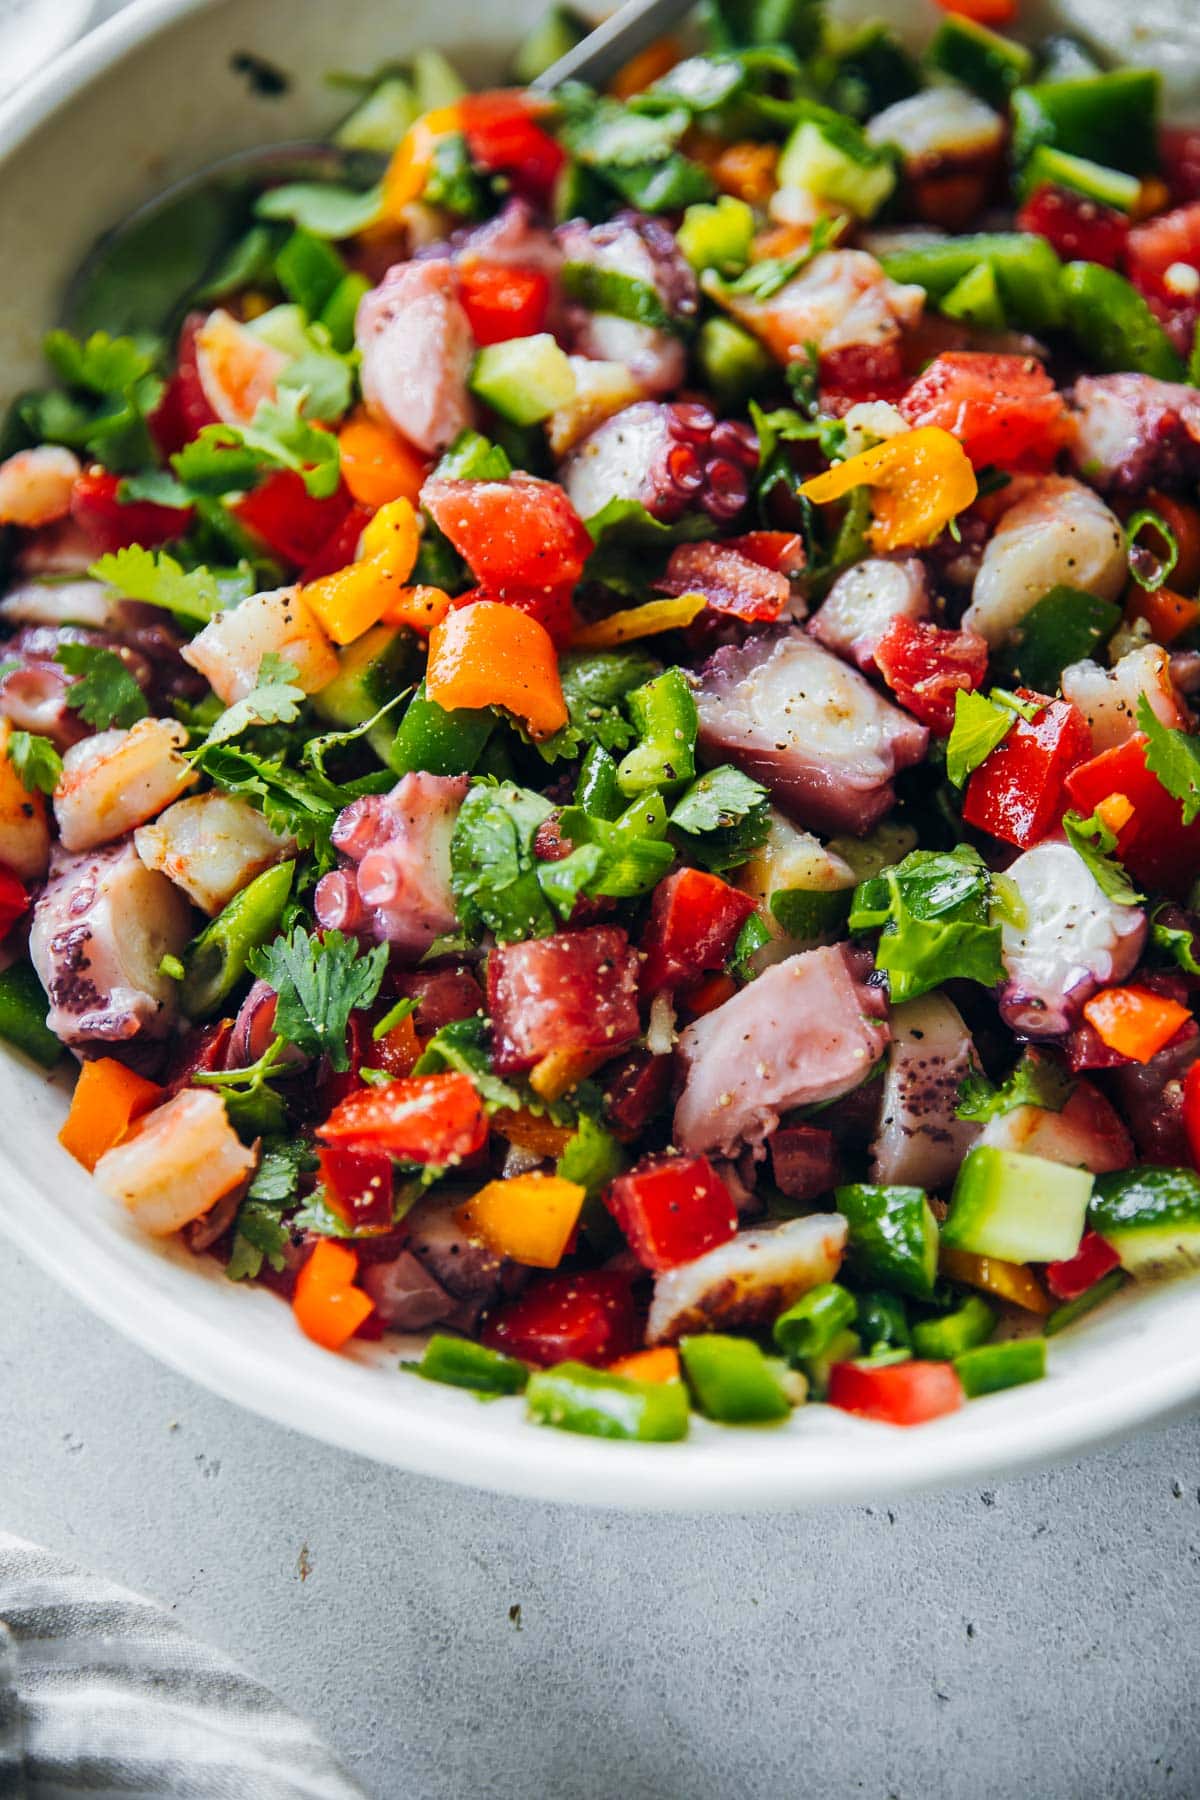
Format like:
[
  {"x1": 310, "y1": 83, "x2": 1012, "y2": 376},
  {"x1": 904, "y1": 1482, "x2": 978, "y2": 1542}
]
[
  {"x1": 416, "y1": 1333, "x2": 529, "y2": 1395},
  {"x1": 575, "y1": 743, "x2": 624, "y2": 820},
  {"x1": 880, "y1": 233, "x2": 1065, "y2": 332},
  {"x1": 320, "y1": 271, "x2": 371, "y2": 353},
  {"x1": 680, "y1": 1334, "x2": 792, "y2": 1424},
  {"x1": 1045, "y1": 1269, "x2": 1127, "y2": 1336},
  {"x1": 1061, "y1": 262, "x2": 1185, "y2": 381},
  {"x1": 0, "y1": 962, "x2": 61, "y2": 1067},
  {"x1": 180, "y1": 860, "x2": 295, "y2": 1019},
  {"x1": 836, "y1": 1182, "x2": 941, "y2": 1300},
  {"x1": 912, "y1": 1294, "x2": 996, "y2": 1360},
  {"x1": 855, "y1": 1289, "x2": 911, "y2": 1352},
  {"x1": 803, "y1": 1326, "x2": 861, "y2": 1399},
  {"x1": 525, "y1": 1362, "x2": 690, "y2": 1441},
  {"x1": 940, "y1": 261, "x2": 1005, "y2": 331},
  {"x1": 772, "y1": 1282, "x2": 857, "y2": 1361},
  {"x1": 1010, "y1": 69, "x2": 1160, "y2": 177},
  {"x1": 992, "y1": 585, "x2": 1121, "y2": 692},
  {"x1": 616, "y1": 667, "x2": 698, "y2": 797},
  {"x1": 388, "y1": 681, "x2": 495, "y2": 778},
  {"x1": 954, "y1": 1336, "x2": 1046, "y2": 1398}
]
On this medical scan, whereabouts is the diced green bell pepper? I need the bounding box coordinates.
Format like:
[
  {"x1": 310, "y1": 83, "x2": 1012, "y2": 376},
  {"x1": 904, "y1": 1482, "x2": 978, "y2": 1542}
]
[
  {"x1": 1011, "y1": 69, "x2": 1160, "y2": 177},
  {"x1": 696, "y1": 316, "x2": 773, "y2": 407},
  {"x1": 954, "y1": 1336, "x2": 1046, "y2": 1399},
  {"x1": 180, "y1": 860, "x2": 295, "y2": 1019},
  {"x1": 943, "y1": 1146, "x2": 1093, "y2": 1265},
  {"x1": 772, "y1": 1282, "x2": 857, "y2": 1361},
  {"x1": 880, "y1": 233, "x2": 1065, "y2": 332},
  {"x1": 0, "y1": 962, "x2": 61, "y2": 1068},
  {"x1": 769, "y1": 885, "x2": 852, "y2": 943},
  {"x1": 1020, "y1": 145, "x2": 1142, "y2": 213},
  {"x1": 389, "y1": 681, "x2": 494, "y2": 778},
  {"x1": 417, "y1": 1335, "x2": 528, "y2": 1394},
  {"x1": 836, "y1": 1182, "x2": 940, "y2": 1301},
  {"x1": 680, "y1": 1334, "x2": 792, "y2": 1424},
  {"x1": 616, "y1": 667, "x2": 698, "y2": 796},
  {"x1": 1045, "y1": 1268, "x2": 1126, "y2": 1336},
  {"x1": 925, "y1": 14, "x2": 1033, "y2": 110},
  {"x1": 1089, "y1": 1165, "x2": 1200, "y2": 1280},
  {"x1": 991, "y1": 585, "x2": 1121, "y2": 693},
  {"x1": 940, "y1": 260, "x2": 1005, "y2": 330},
  {"x1": 911, "y1": 1294, "x2": 996, "y2": 1360},
  {"x1": 1061, "y1": 261, "x2": 1185, "y2": 381},
  {"x1": 575, "y1": 743, "x2": 624, "y2": 821},
  {"x1": 525, "y1": 1362, "x2": 690, "y2": 1441}
]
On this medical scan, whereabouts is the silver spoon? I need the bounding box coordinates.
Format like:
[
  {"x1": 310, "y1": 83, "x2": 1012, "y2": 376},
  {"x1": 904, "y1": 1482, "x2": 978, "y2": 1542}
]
[{"x1": 61, "y1": 0, "x2": 699, "y2": 337}]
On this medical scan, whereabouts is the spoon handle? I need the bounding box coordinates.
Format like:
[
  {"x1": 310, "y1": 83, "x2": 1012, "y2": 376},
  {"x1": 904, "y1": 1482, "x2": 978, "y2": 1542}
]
[{"x1": 530, "y1": 0, "x2": 697, "y2": 92}]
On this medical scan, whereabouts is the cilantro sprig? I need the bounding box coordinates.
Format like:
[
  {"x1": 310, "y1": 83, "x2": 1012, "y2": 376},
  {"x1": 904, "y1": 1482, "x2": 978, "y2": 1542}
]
[
  {"x1": 56, "y1": 643, "x2": 148, "y2": 730},
  {"x1": 7, "y1": 731, "x2": 63, "y2": 795},
  {"x1": 849, "y1": 845, "x2": 1004, "y2": 1004},
  {"x1": 1062, "y1": 808, "x2": 1144, "y2": 906},
  {"x1": 1138, "y1": 692, "x2": 1200, "y2": 825},
  {"x1": 248, "y1": 926, "x2": 388, "y2": 1071},
  {"x1": 956, "y1": 1049, "x2": 1075, "y2": 1123}
]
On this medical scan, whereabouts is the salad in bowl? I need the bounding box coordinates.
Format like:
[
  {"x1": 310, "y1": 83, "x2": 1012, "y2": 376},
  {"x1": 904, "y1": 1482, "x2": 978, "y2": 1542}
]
[{"x1": 3, "y1": 0, "x2": 1200, "y2": 1449}]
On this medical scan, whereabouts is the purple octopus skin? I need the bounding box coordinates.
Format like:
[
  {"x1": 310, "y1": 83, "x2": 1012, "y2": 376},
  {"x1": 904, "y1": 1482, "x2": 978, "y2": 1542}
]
[
  {"x1": 29, "y1": 840, "x2": 192, "y2": 1053},
  {"x1": 358, "y1": 1248, "x2": 460, "y2": 1332},
  {"x1": 556, "y1": 211, "x2": 698, "y2": 395},
  {"x1": 435, "y1": 197, "x2": 562, "y2": 276},
  {"x1": 405, "y1": 1194, "x2": 525, "y2": 1316},
  {"x1": 561, "y1": 399, "x2": 757, "y2": 526},
  {"x1": 1071, "y1": 373, "x2": 1200, "y2": 494},
  {"x1": 693, "y1": 628, "x2": 929, "y2": 837},
  {"x1": 1107, "y1": 1032, "x2": 1200, "y2": 1166},
  {"x1": 314, "y1": 772, "x2": 469, "y2": 960}
]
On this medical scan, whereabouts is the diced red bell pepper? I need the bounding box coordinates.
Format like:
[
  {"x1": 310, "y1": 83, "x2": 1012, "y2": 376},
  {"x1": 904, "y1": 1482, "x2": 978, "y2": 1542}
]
[
  {"x1": 654, "y1": 540, "x2": 791, "y2": 623},
  {"x1": 69, "y1": 466, "x2": 194, "y2": 553},
  {"x1": 873, "y1": 614, "x2": 989, "y2": 736},
  {"x1": 318, "y1": 1145, "x2": 395, "y2": 1232},
  {"x1": 317, "y1": 1011, "x2": 371, "y2": 1114},
  {"x1": 451, "y1": 581, "x2": 575, "y2": 647},
  {"x1": 149, "y1": 312, "x2": 220, "y2": 457},
  {"x1": 827, "y1": 1359, "x2": 966, "y2": 1426},
  {"x1": 1127, "y1": 201, "x2": 1200, "y2": 305},
  {"x1": 638, "y1": 867, "x2": 758, "y2": 998},
  {"x1": 604, "y1": 1153, "x2": 738, "y2": 1273},
  {"x1": 480, "y1": 1268, "x2": 641, "y2": 1367},
  {"x1": 460, "y1": 90, "x2": 567, "y2": 206},
  {"x1": 317, "y1": 1070, "x2": 487, "y2": 1163},
  {"x1": 1045, "y1": 1229, "x2": 1122, "y2": 1301},
  {"x1": 603, "y1": 1048, "x2": 674, "y2": 1139},
  {"x1": 458, "y1": 261, "x2": 551, "y2": 346},
  {"x1": 1063, "y1": 732, "x2": 1200, "y2": 896},
  {"x1": 962, "y1": 693, "x2": 1091, "y2": 849},
  {"x1": 233, "y1": 469, "x2": 354, "y2": 568},
  {"x1": 299, "y1": 502, "x2": 373, "y2": 583},
  {"x1": 421, "y1": 473, "x2": 593, "y2": 593},
  {"x1": 818, "y1": 340, "x2": 907, "y2": 410},
  {"x1": 899, "y1": 352, "x2": 1074, "y2": 472},
  {"x1": 1016, "y1": 185, "x2": 1130, "y2": 270},
  {"x1": 487, "y1": 925, "x2": 640, "y2": 1075},
  {"x1": 0, "y1": 865, "x2": 30, "y2": 938}
]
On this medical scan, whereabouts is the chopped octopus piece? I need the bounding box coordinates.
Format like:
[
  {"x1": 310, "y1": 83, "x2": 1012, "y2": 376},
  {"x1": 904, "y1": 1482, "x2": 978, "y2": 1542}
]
[
  {"x1": 0, "y1": 578, "x2": 132, "y2": 632},
  {"x1": 93, "y1": 1089, "x2": 257, "y2": 1236},
  {"x1": 807, "y1": 556, "x2": 930, "y2": 671},
  {"x1": 557, "y1": 212, "x2": 698, "y2": 396},
  {"x1": 962, "y1": 477, "x2": 1126, "y2": 648},
  {"x1": 355, "y1": 258, "x2": 474, "y2": 456},
  {"x1": 181, "y1": 586, "x2": 337, "y2": 705},
  {"x1": 716, "y1": 248, "x2": 924, "y2": 366},
  {"x1": 1061, "y1": 644, "x2": 1188, "y2": 755},
  {"x1": 405, "y1": 1193, "x2": 517, "y2": 1318},
  {"x1": 998, "y1": 841, "x2": 1147, "y2": 1038},
  {"x1": 0, "y1": 446, "x2": 81, "y2": 528},
  {"x1": 53, "y1": 718, "x2": 197, "y2": 853},
  {"x1": 646, "y1": 1213, "x2": 848, "y2": 1344},
  {"x1": 1071, "y1": 373, "x2": 1200, "y2": 494},
  {"x1": 30, "y1": 840, "x2": 192, "y2": 1050},
  {"x1": 314, "y1": 772, "x2": 468, "y2": 957},
  {"x1": 0, "y1": 656, "x2": 86, "y2": 750},
  {"x1": 673, "y1": 943, "x2": 890, "y2": 1157},
  {"x1": 451, "y1": 198, "x2": 562, "y2": 275},
  {"x1": 487, "y1": 924, "x2": 640, "y2": 1075},
  {"x1": 560, "y1": 399, "x2": 758, "y2": 526},
  {"x1": 358, "y1": 1248, "x2": 459, "y2": 1332},
  {"x1": 134, "y1": 792, "x2": 295, "y2": 916},
  {"x1": 978, "y1": 1076, "x2": 1133, "y2": 1175},
  {"x1": 694, "y1": 628, "x2": 929, "y2": 836},
  {"x1": 870, "y1": 993, "x2": 981, "y2": 1190}
]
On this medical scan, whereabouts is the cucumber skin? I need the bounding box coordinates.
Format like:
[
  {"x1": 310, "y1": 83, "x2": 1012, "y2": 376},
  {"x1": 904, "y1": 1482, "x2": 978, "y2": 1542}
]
[
  {"x1": 1089, "y1": 1167, "x2": 1200, "y2": 1279},
  {"x1": 835, "y1": 1184, "x2": 940, "y2": 1302}
]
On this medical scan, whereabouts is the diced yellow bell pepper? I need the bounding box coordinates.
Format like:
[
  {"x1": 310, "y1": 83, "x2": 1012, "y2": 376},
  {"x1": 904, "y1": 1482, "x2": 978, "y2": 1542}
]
[
  {"x1": 528, "y1": 1047, "x2": 609, "y2": 1104},
  {"x1": 799, "y1": 426, "x2": 978, "y2": 553},
  {"x1": 359, "y1": 497, "x2": 420, "y2": 574},
  {"x1": 383, "y1": 104, "x2": 465, "y2": 219},
  {"x1": 301, "y1": 498, "x2": 420, "y2": 645},
  {"x1": 571, "y1": 592, "x2": 706, "y2": 649},
  {"x1": 456, "y1": 1173, "x2": 586, "y2": 1269},
  {"x1": 940, "y1": 1247, "x2": 1052, "y2": 1316}
]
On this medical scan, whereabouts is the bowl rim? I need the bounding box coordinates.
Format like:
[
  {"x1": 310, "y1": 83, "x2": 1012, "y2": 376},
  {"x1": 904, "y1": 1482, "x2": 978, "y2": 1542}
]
[{"x1": 2, "y1": 0, "x2": 1200, "y2": 1511}]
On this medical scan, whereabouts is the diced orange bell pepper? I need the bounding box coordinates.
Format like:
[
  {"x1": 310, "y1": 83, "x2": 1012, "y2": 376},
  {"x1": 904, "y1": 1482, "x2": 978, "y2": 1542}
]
[
  {"x1": 713, "y1": 140, "x2": 779, "y2": 205},
  {"x1": 491, "y1": 1108, "x2": 575, "y2": 1159},
  {"x1": 940, "y1": 1247, "x2": 1052, "y2": 1315},
  {"x1": 1082, "y1": 985, "x2": 1192, "y2": 1064},
  {"x1": 337, "y1": 412, "x2": 427, "y2": 509},
  {"x1": 609, "y1": 35, "x2": 681, "y2": 99},
  {"x1": 456, "y1": 1173, "x2": 586, "y2": 1269},
  {"x1": 571, "y1": 593, "x2": 705, "y2": 649},
  {"x1": 528, "y1": 1047, "x2": 609, "y2": 1103},
  {"x1": 1126, "y1": 585, "x2": 1200, "y2": 646},
  {"x1": 608, "y1": 1347, "x2": 682, "y2": 1384},
  {"x1": 383, "y1": 103, "x2": 464, "y2": 219},
  {"x1": 380, "y1": 584, "x2": 453, "y2": 633},
  {"x1": 292, "y1": 1239, "x2": 375, "y2": 1350},
  {"x1": 426, "y1": 600, "x2": 567, "y2": 737},
  {"x1": 1094, "y1": 792, "x2": 1134, "y2": 836},
  {"x1": 59, "y1": 1059, "x2": 163, "y2": 1172},
  {"x1": 799, "y1": 427, "x2": 978, "y2": 553},
  {"x1": 301, "y1": 497, "x2": 419, "y2": 644}
]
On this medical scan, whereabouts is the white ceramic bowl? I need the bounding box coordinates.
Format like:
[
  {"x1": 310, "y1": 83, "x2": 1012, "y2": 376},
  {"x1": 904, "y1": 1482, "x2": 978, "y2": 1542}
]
[{"x1": 1, "y1": 0, "x2": 1199, "y2": 1510}]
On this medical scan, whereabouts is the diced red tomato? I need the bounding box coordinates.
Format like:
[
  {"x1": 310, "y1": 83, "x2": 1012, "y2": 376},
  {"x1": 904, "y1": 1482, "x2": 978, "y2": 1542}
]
[
  {"x1": 1045, "y1": 1229, "x2": 1122, "y2": 1301},
  {"x1": 873, "y1": 615, "x2": 989, "y2": 736},
  {"x1": 316, "y1": 1011, "x2": 371, "y2": 1115},
  {"x1": 487, "y1": 925, "x2": 640, "y2": 1075},
  {"x1": 724, "y1": 530, "x2": 807, "y2": 575},
  {"x1": 318, "y1": 1146, "x2": 395, "y2": 1232},
  {"x1": 458, "y1": 262, "x2": 551, "y2": 346},
  {"x1": 603, "y1": 1048, "x2": 674, "y2": 1139},
  {"x1": 638, "y1": 867, "x2": 758, "y2": 997},
  {"x1": 899, "y1": 352, "x2": 1074, "y2": 472},
  {"x1": 233, "y1": 469, "x2": 354, "y2": 568},
  {"x1": 69, "y1": 465, "x2": 194, "y2": 553},
  {"x1": 0, "y1": 865, "x2": 29, "y2": 938},
  {"x1": 317, "y1": 1070, "x2": 487, "y2": 1163},
  {"x1": 460, "y1": 90, "x2": 567, "y2": 205},
  {"x1": 149, "y1": 312, "x2": 220, "y2": 457},
  {"x1": 480, "y1": 1269, "x2": 641, "y2": 1368},
  {"x1": 1183, "y1": 1058, "x2": 1200, "y2": 1170},
  {"x1": 1161, "y1": 128, "x2": 1200, "y2": 206},
  {"x1": 421, "y1": 473, "x2": 593, "y2": 592},
  {"x1": 395, "y1": 965, "x2": 485, "y2": 1035},
  {"x1": 299, "y1": 502, "x2": 373, "y2": 582},
  {"x1": 1016, "y1": 185, "x2": 1130, "y2": 270},
  {"x1": 962, "y1": 693, "x2": 1091, "y2": 849},
  {"x1": 818, "y1": 341, "x2": 907, "y2": 411},
  {"x1": 1063, "y1": 732, "x2": 1200, "y2": 896},
  {"x1": 654, "y1": 539, "x2": 791, "y2": 623},
  {"x1": 451, "y1": 581, "x2": 575, "y2": 647},
  {"x1": 828, "y1": 1359, "x2": 966, "y2": 1426},
  {"x1": 1127, "y1": 201, "x2": 1200, "y2": 303},
  {"x1": 604, "y1": 1153, "x2": 738, "y2": 1272}
]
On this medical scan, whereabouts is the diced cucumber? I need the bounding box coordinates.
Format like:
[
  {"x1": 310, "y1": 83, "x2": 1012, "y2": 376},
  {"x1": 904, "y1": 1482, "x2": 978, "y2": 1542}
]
[
  {"x1": 510, "y1": 4, "x2": 589, "y2": 84},
  {"x1": 777, "y1": 107, "x2": 897, "y2": 220},
  {"x1": 954, "y1": 1337, "x2": 1046, "y2": 1398},
  {"x1": 696, "y1": 316, "x2": 773, "y2": 407},
  {"x1": 334, "y1": 76, "x2": 417, "y2": 153},
  {"x1": 943, "y1": 1147, "x2": 1093, "y2": 1266},
  {"x1": 1089, "y1": 1166, "x2": 1200, "y2": 1280},
  {"x1": 676, "y1": 196, "x2": 755, "y2": 275},
  {"x1": 313, "y1": 625, "x2": 418, "y2": 729},
  {"x1": 803, "y1": 1327, "x2": 861, "y2": 1399},
  {"x1": 880, "y1": 232, "x2": 1065, "y2": 332},
  {"x1": 412, "y1": 48, "x2": 466, "y2": 111},
  {"x1": 836, "y1": 1183, "x2": 940, "y2": 1301},
  {"x1": 925, "y1": 15, "x2": 1033, "y2": 111},
  {"x1": 940, "y1": 260, "x2": 1005, "y2": 330},
  {"x1": 1020, "y1": 145, "x2": 1142, "y2": 213},
  {"x1": 470, "y1": 334, "x2": 576, "y2": 426},
  {"x1": 1010, "y1": 70, "x2": 1161, "y2": 177},
  {"x1": 680, "y1": 1335, "x2": 792, "y2": 1424}
]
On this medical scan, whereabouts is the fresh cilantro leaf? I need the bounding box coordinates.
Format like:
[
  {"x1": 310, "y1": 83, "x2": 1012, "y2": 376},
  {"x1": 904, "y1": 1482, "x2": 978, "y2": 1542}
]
[
  {"x1": 1139, "y1": 692, "x2": 1200, "y2": 826},
  {"x1": 171, "y1": 431, "x2": 271, "y2": 496},
  {"x1": 989, "y1": 687, "x2": 1040, "y2": 723},
  {"x1": 248, "y1": 925, "x2": 388, "y2": 1071},
  {"x1": 176, "y1": 390, "x2": 342, "y2": 500},
  {"x1": 1151, "y1": 903, "x2": 1200, "y2": 976},
  {"x1": 7, "y1": 731, "x2": 62, "y2": 795},
  {"x1": 37, "y1": 330, "x2": 164, "y2": 472},
  {"x1": 670, "y1": 765, "x2": 768, "y2": 834},
  {"x1": 956, "y1": 1049, "x2": 1075, "y2": 1123},
  {"x1": 538, "y1": 647, "x2": 662, "y2": 762},
  {"x1": 194, "y1": 1035, "x2": 292, "y2": 1137},
  {"x1": 991, "y1": 586, "x2": 1120, "y2": 692},
  {"x1": 582, "y1": 498, "x2": 714, "y2": 593},
  {"x1": 43, "y1": 328, "x2": 158, "y2": 395},
  {"x1": 90, "y1": 544, "x2": 230, "y2": 624},
  {"x1": 1062, "y1": 808, "x2": 1144, "y2": 906},
  {"x1": 192, "y1": 743, "x2": 343, "y2": 868},
  {"x1": 56, "y1": 643, "x2": 148, "y2": 730},
  {"x1": 249, "y1": 1136, "x2": 315, "y2": 1203},
  {"x1": 945, "y1": 688, "x2": 1014, "y2": 788},
  {"x1": 727, "y1": 909, "x2": 771, "y2": 981},
  {"x1": 276, "y1": 330, "x2": 356, "y2": 424},
  {"x1": 449, "y1": 779, "x2": 557, "y2": 943},
  {"x1": 227, "y1": 1204, "x2": 290, "y2": 1280},
  {"x1": 413, "y1": 1016, "x2": 522, "y2": 1112},
  {"x1": 200, "y1": 654, "x2": 306, "y2": 749},
  {"x1": 118, "y1": 469, "x2": 195, "y2": 508},
  {"x1": 849, "y1": 845, "x2": 1004, "y2": 1004},
  {"x1": 554, "y1": 797, "x2": 676, "y2": 903},
  {"x1": 255, "y1": 180, "x2": 385, "y2": 238}
]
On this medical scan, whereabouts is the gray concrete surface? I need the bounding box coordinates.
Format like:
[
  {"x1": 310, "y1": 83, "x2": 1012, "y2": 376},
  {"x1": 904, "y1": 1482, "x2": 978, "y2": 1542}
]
[{"x1": 2, "y1": 1242, "x2": 1199, "y2": 1799}]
